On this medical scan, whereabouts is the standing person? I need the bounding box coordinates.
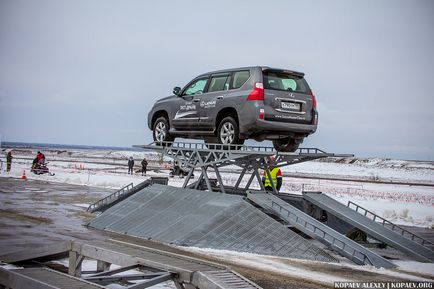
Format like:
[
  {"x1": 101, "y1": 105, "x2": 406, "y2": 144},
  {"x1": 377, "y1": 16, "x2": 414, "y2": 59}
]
[
  {"x1": 6, "y1": 150, "x2": 13, "y2": 172},
  {"x1": 128, "y1": 157, "x2": 134, "y2": 174},
  {"x1": 262, "y1": 156, "x2": 282, "y2": 193},
  {"x1": 141, "y1": 157, "x2": 148, "y2": 176}
]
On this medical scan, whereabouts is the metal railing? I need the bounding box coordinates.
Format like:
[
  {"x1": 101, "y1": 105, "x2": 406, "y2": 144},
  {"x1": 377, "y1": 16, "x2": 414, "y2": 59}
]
[
  {"x1": 347, "y1": 201, "x2": 434, "y2": 250},
  {"x1": 298, "y1": 148, "x2": 327, "y2": 154},
  {"x1": 143, "y1": 141, "x2": 337, "y2": 156},
  {"x1": 149, "y1": 141, "x2": 275, "y2": 152},
  {"x1": 270, "y1": 201, "x2": 371, "y2": 266},
  {"x1": 87, "y1": 183, "x2": 134, "y2": 212}
]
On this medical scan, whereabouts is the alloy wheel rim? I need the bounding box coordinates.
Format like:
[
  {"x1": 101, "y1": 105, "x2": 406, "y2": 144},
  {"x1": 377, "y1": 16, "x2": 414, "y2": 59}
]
[
  {"x1": 220, "y1": 122, "x2": 235, "y2": 144},
  {"x1": 155, "y1": 122, "x2": 166, "y2": 141}
]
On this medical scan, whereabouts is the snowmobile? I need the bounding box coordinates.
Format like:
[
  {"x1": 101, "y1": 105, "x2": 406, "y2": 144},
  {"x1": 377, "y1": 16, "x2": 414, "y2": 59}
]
[{"x1": 31, "y1": 162, "x2": 55, "y2": 176}]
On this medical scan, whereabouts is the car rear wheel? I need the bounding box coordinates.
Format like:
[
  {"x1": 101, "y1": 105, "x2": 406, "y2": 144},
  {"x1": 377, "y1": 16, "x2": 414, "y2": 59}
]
[
  {"x1": 217, "y1": 117, "x2": 244, "y2": 149},
  {"x1": 273, "y1": 138, "x2": 300, "y2": 152},
  {"x1": 153, "y1": 117, "x2": 174, "y2": 146}
]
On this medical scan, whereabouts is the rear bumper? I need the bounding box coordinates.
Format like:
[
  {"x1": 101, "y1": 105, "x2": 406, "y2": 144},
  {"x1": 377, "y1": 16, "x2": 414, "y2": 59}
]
[
  {"x1": 239, "y1": 114, "x2": 317, "y2": 139},
  {"x1": 237, "y1": 101, "x2": 318, "y2": 139},
  {"x1": 255, "y1": 119, "x2": 317, "y2": 134}
]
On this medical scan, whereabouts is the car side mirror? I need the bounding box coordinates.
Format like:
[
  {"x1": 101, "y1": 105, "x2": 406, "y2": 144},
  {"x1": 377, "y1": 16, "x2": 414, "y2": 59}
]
[{"x1": 173, "y1": 86, "x2": 182, "y2": 96}]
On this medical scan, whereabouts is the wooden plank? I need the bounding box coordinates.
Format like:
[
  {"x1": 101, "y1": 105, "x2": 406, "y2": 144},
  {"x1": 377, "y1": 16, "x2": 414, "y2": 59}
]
[{"x1": 0, "y1": 241, "x2": 72, "y2": 263}]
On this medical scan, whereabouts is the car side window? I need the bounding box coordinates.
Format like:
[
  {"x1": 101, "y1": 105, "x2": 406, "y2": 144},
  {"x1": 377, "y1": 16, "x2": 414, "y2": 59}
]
[
  {"x1": 224, "y1": 75, "x2": 232, "y2": 91},
  {"x1": 184, "y1": 78, "x2": 208, "y2": 96},
  {"x1": 232, "y1": 71, "x2": 250, "y2": 89},
  {"x1": 208, "y1": 75, "x2": 230, "y2": 93}
]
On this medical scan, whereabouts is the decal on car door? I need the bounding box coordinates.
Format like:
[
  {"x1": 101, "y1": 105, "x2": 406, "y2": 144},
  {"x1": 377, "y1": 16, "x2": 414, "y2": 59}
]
[
  {"x1": 200, "y1": 100, "x2": 216, "y2": 109},
  {"x1": 174, "y1": 101, "x2": 197, "y2": 120}
]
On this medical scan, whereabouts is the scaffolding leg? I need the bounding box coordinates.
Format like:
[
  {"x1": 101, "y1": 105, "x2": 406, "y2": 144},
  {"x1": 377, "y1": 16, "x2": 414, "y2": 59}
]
[
  {"x1": 234, "y1": 167, "x2": 247, "y2": 190},
  {"x1": 212, "y1": 164, "x2": 226, "y2": 194},
  {"x1": 244, "y1": 170, "x2": 257, "y2": 191},
  {"x1": 182, "y1": 168, "x2": 195, "y2": 188},
  {"x1": 194, "y1": 171, "x2": 204, "y2": 189},
  {"x1": 96, "y1": 260, "x2": 110, "y2": 272},
  {"x1": 201, "y1": 166, "x2": 213, "y2": 192},
  {"x1": 69, "y1": 251, "x2": 84, "y2": 277}
]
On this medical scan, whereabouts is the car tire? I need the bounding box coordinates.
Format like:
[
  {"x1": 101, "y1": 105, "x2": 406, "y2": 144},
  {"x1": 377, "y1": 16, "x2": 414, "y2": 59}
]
[
  {"x1": 273, "y1": 138, "x2": 300, "y2": 152},
  {"x1": 153, "y1": 117, "x2": 174, "y2": 146},
  {"x1": 217, "y1": 116, "x2": 244, "y2": 149}
]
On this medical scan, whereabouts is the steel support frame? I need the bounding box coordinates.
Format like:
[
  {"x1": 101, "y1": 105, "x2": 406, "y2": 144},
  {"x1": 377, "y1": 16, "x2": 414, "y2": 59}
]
[{"x1": 154, "y1": 143, "x2": 334, "y2": 194}]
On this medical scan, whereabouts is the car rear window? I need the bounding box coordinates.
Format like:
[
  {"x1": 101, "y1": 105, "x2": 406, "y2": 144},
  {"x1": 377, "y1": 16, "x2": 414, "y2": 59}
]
[{"x1": 263, "y1": 71, "x2": 310, "y2": 94}]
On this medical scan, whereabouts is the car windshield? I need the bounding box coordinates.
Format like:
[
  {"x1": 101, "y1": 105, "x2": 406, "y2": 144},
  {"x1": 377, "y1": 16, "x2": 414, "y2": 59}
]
[{"x1": 263, "y1": 71, "x2": 310, "y2": 94}]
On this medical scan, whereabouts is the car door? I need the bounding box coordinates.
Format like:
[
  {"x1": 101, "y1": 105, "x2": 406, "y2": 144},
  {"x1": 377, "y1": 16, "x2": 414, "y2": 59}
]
[
  {"x1": 262, "y1": 70, "x2": 313, "y2": 125},
  {"x1": 196, "y1": 73, "x2": 231, "y2": 130},
  {"x1": 171, "y1": 76, "x2": 209, "y2": 130}
]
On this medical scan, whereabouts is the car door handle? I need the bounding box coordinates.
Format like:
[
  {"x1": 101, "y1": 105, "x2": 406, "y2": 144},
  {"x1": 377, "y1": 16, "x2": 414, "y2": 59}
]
[
  {"x1": 216, "y1": 96, "x2": 224, "y2": 100},
  {"x1": 193, "y1": 98, "x2": 200, "y2": 102}
]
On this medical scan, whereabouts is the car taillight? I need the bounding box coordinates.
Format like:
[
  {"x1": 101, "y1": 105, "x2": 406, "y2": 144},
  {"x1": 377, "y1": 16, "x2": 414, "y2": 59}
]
[
  {"x1": 259, "y1": 108, "x2": 265, "y2": 119},
  {"x1": 247, "y1": 82, "x2": 264, "y2": 101},
  {"x1": 311, "y1": 89, "x2": 317, "y2": 109}
]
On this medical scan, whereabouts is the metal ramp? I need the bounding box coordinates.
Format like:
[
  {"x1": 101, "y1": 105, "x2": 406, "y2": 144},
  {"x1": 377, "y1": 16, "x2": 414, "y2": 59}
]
[
  {"x1": 135, "y1": 141, "x2": 352, "y2": 194},
  {"x1": 88, "y1": 184, "x2": 337, "y2": 263},
  {"x1": 0, "y1": 239, "x2": 261, "y2": 289},
  {"x1": 347, "y1": 201, "x2": 434, "y2": 251},
  {"x1": 303, "y1": 192, "x2": 434, "y2": 263},
  {"x1": 246, "y1": 192, "x2": 396, "y2": 268},
  {"x1": 87, "y1": 179, "x2": 152, "y2": 213}
]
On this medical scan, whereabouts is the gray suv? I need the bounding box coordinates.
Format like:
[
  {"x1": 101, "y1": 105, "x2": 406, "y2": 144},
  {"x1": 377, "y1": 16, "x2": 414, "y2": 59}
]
[{"x1": 147, "y1": 66, "x2": 318, "y2": 152}]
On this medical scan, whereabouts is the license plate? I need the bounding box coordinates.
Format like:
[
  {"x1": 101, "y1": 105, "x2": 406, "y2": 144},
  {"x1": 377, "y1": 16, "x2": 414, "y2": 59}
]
[{"x1": 281, "y1": 101, "x2": 300, "y2": 111}]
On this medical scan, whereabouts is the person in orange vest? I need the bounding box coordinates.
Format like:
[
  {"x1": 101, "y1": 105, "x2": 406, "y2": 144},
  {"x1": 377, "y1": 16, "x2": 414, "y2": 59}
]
[{"x1": 262, "y1": 156, "x2": 282, "y2": 192}]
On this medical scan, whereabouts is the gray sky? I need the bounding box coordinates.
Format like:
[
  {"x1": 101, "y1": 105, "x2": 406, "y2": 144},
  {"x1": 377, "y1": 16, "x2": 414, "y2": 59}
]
[{"x1": 1, "y1": 0, "x2": 433, "y2": 160}]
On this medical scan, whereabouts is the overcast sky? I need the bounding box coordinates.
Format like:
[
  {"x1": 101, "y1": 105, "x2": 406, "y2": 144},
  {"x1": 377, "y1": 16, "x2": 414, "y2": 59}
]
[{"x1": 1, "y1": 0, "x2": 433, "y2": 160}]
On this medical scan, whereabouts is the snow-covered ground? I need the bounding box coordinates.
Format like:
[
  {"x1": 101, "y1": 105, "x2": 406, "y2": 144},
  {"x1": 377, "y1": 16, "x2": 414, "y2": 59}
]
[
  {"x1": 1, "y1": 147, "x2": 434, "y2": 287},
  {"x1": 1, "y1": 148, "x2": 433, "y2": 228}
]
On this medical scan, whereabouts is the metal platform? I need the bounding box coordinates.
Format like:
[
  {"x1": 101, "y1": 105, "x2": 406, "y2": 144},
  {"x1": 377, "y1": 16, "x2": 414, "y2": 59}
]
[
  {"x1": 303, "y1": 192, "x2": 434, "y2": 263},
  {"x1": 347, "y1": 201, "x2": 434, "y2": 251},
  {"x1": 0, "y1": 239, "x2": 261, "y2": 289},
  {"x1": 135, "y1": 141, "x2": 353, "y2": 194},
  {"x1": 88, "y1": 184, "x2": 337, "y2": 263},
  {"x1": 246, "y1": 192, "x2": 396, "y2": 268}
]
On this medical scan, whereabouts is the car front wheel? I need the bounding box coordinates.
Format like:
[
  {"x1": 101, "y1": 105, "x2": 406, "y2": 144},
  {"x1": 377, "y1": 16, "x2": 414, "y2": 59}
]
[
  {"x1": 273, "y1": 138, "x2": 300, "y2": 152},
  {"x1": 153, "y1": 117, "x2": 174, "y2": 146}
]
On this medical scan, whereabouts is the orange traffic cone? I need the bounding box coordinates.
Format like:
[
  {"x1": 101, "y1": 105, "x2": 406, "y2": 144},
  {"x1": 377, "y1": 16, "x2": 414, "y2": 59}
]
[{"x1": 21, "y1": 170, "x2": 27, "y2": 180}]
